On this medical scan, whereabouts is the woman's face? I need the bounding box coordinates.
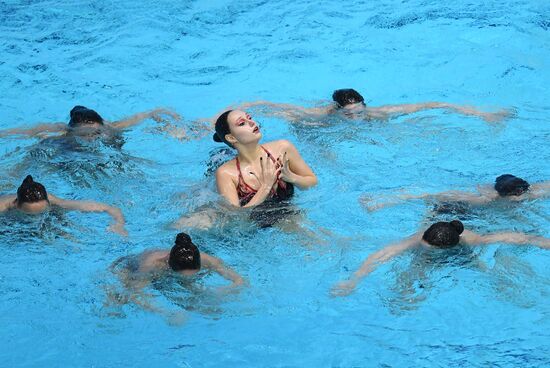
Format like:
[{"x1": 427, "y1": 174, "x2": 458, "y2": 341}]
[{"x1": 226, "y1": 110, "x2": 262, "y2": 146}]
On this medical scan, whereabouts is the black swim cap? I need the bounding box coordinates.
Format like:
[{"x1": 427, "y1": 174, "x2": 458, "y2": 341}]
[
  {"x1": 494, "y1": 174, "x2": 530, "y2": 197},
  {"x1": 332, "y1": 89, "x2": 365, "y2": 108},
  {"x1": 68, "y1": 105, "x2": 104, "y2": 127},
  {"x1": 168, "y1": 233, "x2": 201, "y2": 271},
  {"x1": 16, "y1": 175, "x2": 48, "y2": 204},
  {"x1": 422, "y1": 220, "x2": 464, "y2": 248},
  {"x1": 213, "y1": 110, "x2": 233, "y2": 147}
]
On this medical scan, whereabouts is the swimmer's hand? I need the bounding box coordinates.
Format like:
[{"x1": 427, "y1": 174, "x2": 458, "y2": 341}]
[
  {"x1": 277, "y1": 152, "x2": 298, "y2": 184},
  {"x1": 479, "y1": 108, "x2": 516, "y2": 123},
  {"x1": 164, "y1": 310, "x2": 187, "y2": 326},
  {"x1": 108, "y1": 222, "x2": 128, "y2": 237},
  {"x1": 250, "y1": 155, "x2": 279, "y2": 190},
  {"x1": 330, "y1": 280, "x2": 357, "y2": 297},
  {"x1": 149, "y1": 108, "x2": 181, "y2": 123}
]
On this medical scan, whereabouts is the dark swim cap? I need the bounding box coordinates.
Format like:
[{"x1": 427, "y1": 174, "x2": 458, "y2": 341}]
[
  {"x1": 16, "y1": 175, "x2": 48, "y2": 204},
  {"x1": 332, "y1": 89, "x2": 365, "y2": 108},
  {"x1": 213, "y1": 110, "x2": 233, "y2": 147},
  {"x1": 494, "y1": 174, "x2": 530, "y2": 197},
  {"x1": 422, "y1": 220, "x2": 464, "y2": 248},
  {"x1": 68, "y1": 105, "x2": 104, "y2": 127},
  {"x1": 168, "y1": 233, "x2": 201, "y2": 271}
]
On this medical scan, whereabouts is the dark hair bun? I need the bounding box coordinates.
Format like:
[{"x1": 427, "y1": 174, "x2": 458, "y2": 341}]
[
  {"x1": 213, "y1": 133, "x2": 223, "y2": 142},
  {"x1": 449, "y1": 220, "x2": 464, "y2": 234},
  {"x1": 175, "y1": 232, "x2": 192, "y2": 246},
  {"x1": 23, "y1": 175, "x2": 34, "y2": 185}
]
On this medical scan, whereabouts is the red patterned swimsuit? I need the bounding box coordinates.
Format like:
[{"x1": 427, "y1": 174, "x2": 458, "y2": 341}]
[{"x1": 235, "y1": 146, "x2": 294, "y2": 206}]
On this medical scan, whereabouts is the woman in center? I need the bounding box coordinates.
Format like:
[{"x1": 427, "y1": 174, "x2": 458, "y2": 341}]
[{"x1": 213, "y1": 110, "x2": 317, "y2": 226}]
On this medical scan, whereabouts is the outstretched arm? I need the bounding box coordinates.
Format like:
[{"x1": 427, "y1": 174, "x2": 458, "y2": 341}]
[
  {"x1": 331, "y1": 234, "x2": 421, "y2": 297},
  {"x1": 361, "y1": 188, "x2": 495, "y2": 212},
  {"x1": 461, "y1": 230, "x2": 550, "y2": 249},
  {"x1": 201, "y1": 253, "x2": 245, "y2": 286},
  {"x1": 527, "y1": 181, "x2": 550, "y2": 200},
  {"x1": 367, "y1": 102, "x2": 513, "y2": 123},
  {"x1": 0, "y1": 122, "x2": 67, "y2": 138},
  {"x1": 110, "y1": 108, "x2": 181, "y2": 130},
  {"x1": 0, "y1": 195, "x2": 16, "y2": 212},
  {"x1": 49, "y1": 194, "x2": 128, "y2": 236},
  {"x1": 197, "y1": 101, "x2": 331, "y2": 126}
]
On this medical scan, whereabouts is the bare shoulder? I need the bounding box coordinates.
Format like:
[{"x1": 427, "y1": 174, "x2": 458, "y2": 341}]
[
  {"x1": 216, "y1": 158, "x2": 238, "y2": 176},
  {"x1": 264, "y1": 139, "x2": 295, "y2": 153},
  {"x1": 200, "y1": 252, "x2": 220, "y2": 266},
  {"x1": 139, "y1": 250, "x2": 168, "y2": 272}
]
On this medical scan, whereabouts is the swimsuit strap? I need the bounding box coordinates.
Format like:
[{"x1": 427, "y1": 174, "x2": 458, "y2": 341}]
[{"x1": 235, "y1": 156, "x2": 257, "y2": 194}]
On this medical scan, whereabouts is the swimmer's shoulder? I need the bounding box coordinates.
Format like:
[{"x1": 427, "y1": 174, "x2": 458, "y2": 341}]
[
  {"x1": 215, "y1": 159, "x2": 239, "y2": 182},
  {"x1": 138, "y1": 250, "x2": 168, "y2": 272},
  {"x1": 264, "y1": 139, "x2": 295, "y2": 152}
]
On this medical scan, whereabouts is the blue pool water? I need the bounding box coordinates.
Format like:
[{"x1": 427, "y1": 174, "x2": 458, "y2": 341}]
[{"x1": 1, "y1": 1, "x2": 550, "y2": 366}]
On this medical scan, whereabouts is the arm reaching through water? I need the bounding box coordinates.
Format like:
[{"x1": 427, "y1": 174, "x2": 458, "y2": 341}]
[
  {"x1": 366, "y1": 102, "x2": 514, "y2": 122},
  {"x1": 49, "y1": 194, "x2": 128, "y2": 236},
  {"x1": 0, "y1": 122, "x2": 67, "y2": 138},
  {"x1": 360, "y1": 187, "x2": 496, "y2": 212},
  {"x1": 331, "y1": 234, "x2": 421, "y2": 297},
  {"x1": 461, "y1": 230, "x2": 550, "y2": 249},
  {"x1": 110, "y1": 108, "x2": 181, "y2": 130}
]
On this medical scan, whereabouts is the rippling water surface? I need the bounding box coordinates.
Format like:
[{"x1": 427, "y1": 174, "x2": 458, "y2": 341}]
[{"x1": 1, "y1": 1, "x2": 550, "y2": 367}]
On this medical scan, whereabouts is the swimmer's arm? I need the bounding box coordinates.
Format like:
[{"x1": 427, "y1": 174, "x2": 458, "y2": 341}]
[
  {"x1": 331, "y1": 234, "x2": 420, "y2": 297},
  {"x1": 368, "y1": 103, "x2": 513, "y2": 123},
  {"x1": 279, "y1": 140, "x2": 318, "y2": 189},
  {"x1": 110, "y1": 108, "x2": 181, "y2": 130},
  {"x1": 215, "y1": 166, "x2": 273, "y2": 208},
  {"x1": 527, "y1": 181, "x2": 550, "y2": 199},
  {"x1": 0, "y1": 195, "x2": 16, "y2": 212},
  {"x1": 461, "y1": 230, "x2": 550, "y2": 249},
  {"x1": 201, "y1": 253, "x2": 245, "y2": 286},
  {"x1": 0, "y1": 122, "x2": 67, "y2": 138},
  {"x1": 49, "y1": 194, "x2": 128, "y2": 236},
  {"x1": 361, "y1": 189, "x2": 492, "y2": 212}
]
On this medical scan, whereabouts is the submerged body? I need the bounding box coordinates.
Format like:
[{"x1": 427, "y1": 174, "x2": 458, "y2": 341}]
[{"x1": 332, "y1": 220, "x2": 550, "y2": 297}]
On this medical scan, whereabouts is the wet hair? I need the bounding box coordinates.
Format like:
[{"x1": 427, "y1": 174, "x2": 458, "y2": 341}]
[
  {"x1": 422, "y1": 220, "x2": 464, "y2": 248},
  {"x1": 68, "y1": 105, "x2": 104, "y2": 127},
  {"x1": 168, "y1": 233, "x2": 201, "y2": 271},
  {"x1": 494, "y1": 174, "x2": 530, "y2": 197},
  {"x1": 213, "y1": 110, "x2": 233, "y2": 147},
  {"x1": 332, "y1": 89, "x2": 365, "y2": 108},
  {"x1": 16, "y1": 175, "x2": 48, "y2": 204}
]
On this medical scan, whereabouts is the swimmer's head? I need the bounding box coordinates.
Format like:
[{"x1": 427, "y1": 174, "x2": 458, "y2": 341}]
[
  {"x1": 213, "y1": 110, "x2": 260, "y2": 148},
  {"x1": 16, "y1": 175, "x2": 50, "y2": 213},
  {"x1": 422, "y1": 220, "x2": 464, "y2": 248},
  {"x1": 68, "y1": 106, "x2": 104, "y2": 127},
  {"x1": 494, "y1": 174, "x2": 530, "y2": 197},
  {"x1": 213, "y1": 110, "x2": 233, "y2": 147},
  {"x1": 332, "y1": 89, "x2": 365, "y2": 109},
  {"x1": 168, "y1": 233, "x2": 201, "y2": 273}
]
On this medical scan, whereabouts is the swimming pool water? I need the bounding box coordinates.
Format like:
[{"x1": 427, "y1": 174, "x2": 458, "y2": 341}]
[{"x1": 1, "y1": 1, "x2": 550, "y2": 367}]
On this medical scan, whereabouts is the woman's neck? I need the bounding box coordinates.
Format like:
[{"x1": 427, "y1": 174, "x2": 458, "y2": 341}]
[{"x1": 236, "y1": 143, "x2": 263, "y2": 164}]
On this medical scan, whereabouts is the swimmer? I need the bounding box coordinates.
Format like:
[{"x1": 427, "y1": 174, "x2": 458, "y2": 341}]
[
  {"x1": 0, "y1": 175, "x2": 127, "y2": 236},
  {"x1": 214, "y1": 110, "x2": 317, "y2": 209},
  {"x1": 109, "y1": 232, "x2": 245, "y2": 324},
  {"x1": 205, "y1": 88, "x2": 512, "y2": 124},
  {"x1": 0, "y1": 105, "x2": 180, "y2": 139},
  {"x1": 331, "y1": 220, "x2": 550, "y2": 297},
  {"x1": 362, "y1": 174, "x2": 550, "y2": 212}
]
